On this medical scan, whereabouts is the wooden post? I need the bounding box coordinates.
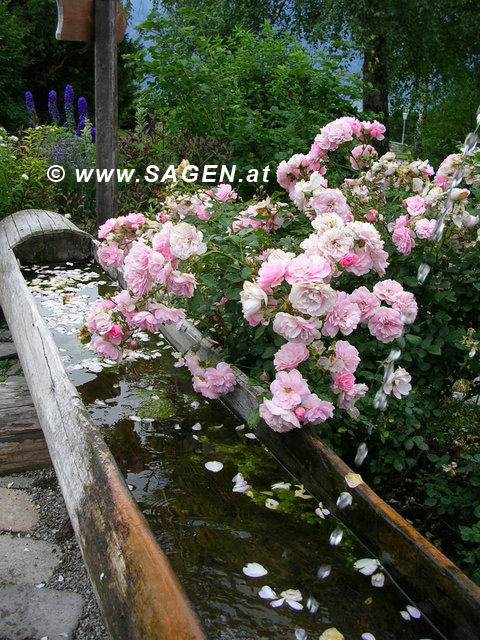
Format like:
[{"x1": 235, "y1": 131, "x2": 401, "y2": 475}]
[{"x1": 94, "y1": 0, "x2": 118, "y2": 227}]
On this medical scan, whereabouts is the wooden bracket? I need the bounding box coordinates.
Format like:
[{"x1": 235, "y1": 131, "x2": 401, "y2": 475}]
[{"x1": 55, "y1": 0, "x2": 127, "y2": 42}]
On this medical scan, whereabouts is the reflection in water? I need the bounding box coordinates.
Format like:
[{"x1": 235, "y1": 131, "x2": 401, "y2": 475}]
[{"x1": 24, "y1": 262, "x2": 443, "y2": 640}]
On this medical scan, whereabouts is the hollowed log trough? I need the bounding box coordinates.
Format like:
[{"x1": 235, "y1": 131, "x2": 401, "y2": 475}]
[{"x1": 1, "y1": 210, "x2": 479, "y2": 640}]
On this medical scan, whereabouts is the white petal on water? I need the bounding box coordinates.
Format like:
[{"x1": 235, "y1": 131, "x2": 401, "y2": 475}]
[
  {"x1": 57, "y1": 575, "x2": 64, "y2": 583},
  {"x1": 317, "y1": 564, "x2": 331, "y2": 579},
  {"x1": 406, "y1": 605, "x2": 421, "y2": 619},
  {"x1": 271, "y1": 482, "x2": 291, "y2": 490},
  {"x1": 242, "y1": 562, "x2": 268, "y2": 578},
  {"x1": 329, "y1": 528, "x2": 343, "y2": 546},
  {"x1": 336, "y1": 492, "x2": 352, "y2": 509},
  {"x1": 353, "y1": 558, "x2": 379, "y2": 576},
  {"x1": 235, "y1": 424, "x2": 245, "y2": 431},
  {"x1": 265, "y1": 498, "x2": 279, "y2": 510},
  {"x1": 36, "y1": 583, "x2": 45, "y2": 589},
  {"x1": 361, "y1": 634, "x2": 376, "y2": 640},
  {"x1": 355, "y1": 443, "x2": 368, "y2": 466},
  {"x1": 270, "y1": 598, "x2": 285, "y2": 608},
  {"x1": 174, "y1": 424, "x2": 181, "y2": 430},
  {"x1": 295, "y1": 628, "x2": 308, "y2": 640},
  {"x1": 258, "y1": 585, "x2": 276, "y2": 599},
  {"x1": 306, "y1": 595, "x2": 319, "y2": 614},
  {"x1": 128, "y1": 416, "x2": 142, "y2": 422},
  {"x1": 345, "y1": 473, "x2": 363, "y2": 488},
  {"x1": 287, "y1": 599, "x2": 304, "y2": 610},
  {"x1": 192, "y1": 423, "x2": 202, "y2": 431},
  {"x1": 245, "y1": 432, "x2": 257, "y2": 439},
  {"x1": 190, "y1": 401, "x2": 200, "y2": 409},
  {"x1": 400, "y1": 610, "x2": 411, "y2": 621},
  {"x1": 192, "y1": 434, "x2": 199, "y2": 441},
  {"x1": 143, "y1": 418, "x2": 155, "y2": 423},
  {"x1": 205, "y1": 461, "x2": 223, "y2": 472},
  {"x1": 94, "y1": 399, "x2": 107, "y2": 407},
  {"x1": 371, "y1": 572, "x2": 385, "y2": 587},
  {"x1": 6, "y1": 482, "x2": 13, "y2": 489}
]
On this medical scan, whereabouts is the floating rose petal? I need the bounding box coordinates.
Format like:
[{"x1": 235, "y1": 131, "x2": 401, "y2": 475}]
[
  {"x1": 355, "y1": 443, "x2": 368, "y2": 466},
  {"x1": 232, "y1": 473, "x2": 251, "y2": 493},
  {"x1": 36, "y1": 583, "x2": 45, "y2": 589},
  {"x1": 192, "y1": 435, "x2": 200, "y2": 441},
  {"x1": 270, "y1": 589, "x2": 303, "y2": 610},
  {"x1": 406, "y1": 605, "x2": 421, "y2": 619},
  {"x1": 336, "y1": 492, "x2": 352, "y2": 509},
  {"x1": 174, "y1": 424, "x2": 181, "y2": 430},
  {"x1": 345, "y1": 472, "x2": 363, "y2": 488},
  {"x1": 245, "y1": 432, "x2": 257, "y2": 439},
  {"x1": 371, "y1": 572, "x2": 385, "y2": 588},
  {"x1": 243, "y1": 562, "x2": 268, "y2": 578},
  {"x1": 191, "y1": 401, "x2": 200, "y2": 409},
  {"x1": 400, "y1": 611, "x2": 411, "y2": 621},
  {"x1": 128, "y1": 415, "x2": 142, "y2": 422},
  {"x1": 272, "y1": 482, "x2": 291, "y2": 490},
  {"x1": 265, "y1": 498, "x2": 280, "y2": 510},
  {"x1": 205, "y1": 461, "x2": 223, "y2": 472},
  {"x1": 94, "y1": 399, "x2": 107, "y2": 407},
  {"x1": 295, "y1": 629, "x2": 308, "y2": 640},
  {"x1": 258, "y1": 585, "x2": 276, "y2": 599},
  {"x1": 361, "y1": 634, "x2": 376, "y2": 640},
  {"x1": 306, "y1": 595, "x2": 319, "y2": 614},
  {"x1": 315, "y1": 503, "x2": 330, "y2": 519},
  {"x1": 317, "y1": 564, "x2": 331, "y2": 579},
  {"x1": 353, "y1": 558, "x2": 379, "y2": 576},
  {"x1": 319, "y1": 629, "x2": 344, "y2": 640},
  {"x1": 235, "y1": 424, "x2": 245, "y2": 431},
  {"x1": 192, "y1": 422, "x2": 202, "y2": 431},
  {"x1": 329, "y1": 528, "x2": 343, "y2": 546}
]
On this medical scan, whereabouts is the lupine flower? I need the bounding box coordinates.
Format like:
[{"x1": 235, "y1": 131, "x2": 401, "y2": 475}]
[
  {"x1": 64, "y1": 84, "x2": 75, "y2": 126},
  {"x1": 25, "y1": 91, "x2": 37, "y2": 126},
  {"x1": 48, "y1": 90, "x2": 60, "y2": 123},
  {"x1": 76, "y1": 97, "x2": 88, "y2": 135}
]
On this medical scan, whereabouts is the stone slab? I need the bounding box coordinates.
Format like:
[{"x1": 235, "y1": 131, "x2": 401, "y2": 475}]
[
  {"x1": 0, "y1": 584, "x2": 83, "y2": 640},
  {"x1": 0, "y1": 488, "x2": 39, "y2": 532},
  {"x1": 0, "y1": 535, "x2": 60, "y2": 584},
  {"x1": 0, "y1": 343, "x2": 16, "y2": 361},
  {"x1": 0, "y1": 475, "x2": 33, "y2": 489}
]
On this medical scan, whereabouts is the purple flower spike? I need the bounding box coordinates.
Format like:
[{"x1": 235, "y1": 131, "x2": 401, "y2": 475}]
[
  {"x1": 48, "y1": 90, "x2": 60, "y2": 123},
  {"x1": 25, "y1": 91, "x2": 37, "y2": 127},
  {"x1": 64, "y1": 84, "x2": 75, "y2": 126}
]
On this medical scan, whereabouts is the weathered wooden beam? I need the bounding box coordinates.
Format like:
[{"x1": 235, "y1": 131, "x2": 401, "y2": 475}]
[
  {"x1": 0, "y1": 211, "x2": 207, "y2": 640},
  {"x1": 99, "y1": 254, "x2": 480, "y2": 640},
  {"x1": 95, "y1": 0, "x2": 119, "y2": 228}
]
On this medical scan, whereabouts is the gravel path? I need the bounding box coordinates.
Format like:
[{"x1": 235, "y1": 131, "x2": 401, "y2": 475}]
[{"x1": 5, "y1": 467, "x2": 109, "y2": 640}]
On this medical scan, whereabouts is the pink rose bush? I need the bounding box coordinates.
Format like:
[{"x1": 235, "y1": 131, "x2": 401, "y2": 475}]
[{"x1": 85, "y1": 117, "x2": 480, "y2": 437}]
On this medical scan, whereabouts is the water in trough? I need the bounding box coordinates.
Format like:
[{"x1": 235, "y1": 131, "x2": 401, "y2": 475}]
[{"x1": 23, "y1": 262, "x2": 444, "y2": 640}]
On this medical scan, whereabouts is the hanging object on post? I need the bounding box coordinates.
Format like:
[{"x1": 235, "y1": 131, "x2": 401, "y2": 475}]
[{"x1": 55, "y1": 0, "x2": 127, "y2": 42}]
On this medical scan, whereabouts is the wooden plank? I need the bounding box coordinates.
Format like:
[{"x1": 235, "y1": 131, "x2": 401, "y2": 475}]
[
  {"x1": 95, "y1": 0, "x2": 119, "y2": 227},
  {"x1": 98, "y1": 248, "x2": 480, "y2": 640},
  {"x1": 0, "y1": 212, "x2": 207, "y2": 640},
  {"x1": 0, "y1": 380, "x2": 50, "y2": 473}
]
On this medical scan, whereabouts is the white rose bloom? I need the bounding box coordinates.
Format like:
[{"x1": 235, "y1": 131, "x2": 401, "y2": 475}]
[
  {"x1": 311, "y1": 213, "x2": 344, "y2": 234},
  {"x1": 169, "y1": 222, "x2": 206, "y2": 260},
  {"x1": 289, "y1": 282, "x2": 336, "y2": 317},
  {"x1": 240, "y1": 281, "x2": 268, "y2": 317}
]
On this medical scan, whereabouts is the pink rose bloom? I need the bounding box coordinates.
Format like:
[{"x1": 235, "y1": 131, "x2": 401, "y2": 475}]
[
  {"x1": 403, "y1": 195, "x2": 427, "y2": 216},
  {"x1": 415, "y1": 218, "x2": 436, "y2": 239},
  {"x1": 310, "y1": 189, "x2": 353, "y2": 222},
  {"x1": 257, "y1": 259, "x2": 289, "y2": 291},
  {"x1": 368, "y1": 307, "x2": 404, "y2": 343},
  {"x1": 315, "y1": 117, "x2": 359, "y2": 151},
  {"x1": 166, "y1": 271, "x2": 196, "y2": 297},
  {"x1": 259, "y1": 399, "x2": 302, "y2": 433},
  {"x1": 345, "y1": 247, "x2": 374, "y2": 277},
  {"x1": 332, "y1": 340, "x2": 360, "y2": 373},
  {"x1": 273, "y1": 342, "x2": 309, "y2": 371},
  {"x1": 272, "y1": 312, "x2": 321, "y2": 345},
  {"x1": 322, "y1": 292, "x2": 361, "y2": 337},
  {"x1": 383, "y1": 367, "x2": 412, "y2": 399},
  {"x1": 123, "y1": 241, "x2": 153, "y2": 297},
  {"x1": 350, "y1": 286, "x2": 380, "y2": 322},
  {"x1": 194, "y1": 362, "x2": 236, "y2": 399},
  {"x1": 289, "y1": 282, "x2": 337, "y2": 317},
  {"x1": 285, "y1": 253, "x2": 332, "y2": 284},
  {"x1": 336, "y1": 382, "x2": 368, "y2": 418},
  {"x1": 128, "y1": 310, "x2": 159, "y2": 332},
  {"x1": 232, "y1": 217, "x2": 263, "y2": 232},
  {"x1": 364, "y1": 208, "x2": 383, "y2": 222},
  {"x1": 184, "y1": 351, "x2": 204, "y2": 377},
  {"x1": 87, "y1": 311, "x2": 113, "y2": 335},
  {"x1": 370, "y1": 247, "x2": 389, "y2": 277},
  {"x1": 97, "y1": 241, "x2": 125, "y2": 268},
  {"x1": 332, "y1": 371, "x2": 356, "y2": 392},
  {"x1": 123, "y1": 213, "x2": 146, "y2": 229},
  {"x1": 312, "y1": 228, "x2": 355, "y2": 262},
  {"x1": 89, "y1": 334, "x2": 122, "y2": 362},
  {"x1": 212, "y1": 183, "x2": 238, "y2": 202},
  {"x1": 169, "y1": 222, "x2": 207, "y2": 260},
  {"x1": 350, "y1": 144, "x2": 378, "y2": 170},
  {"x1": 98, "y1": 217, "x2": 121, "y2": 239},
  {"x1": 270, "y1": 369, "x2": 310, "y2": 410},
  {"x1": 108, "y1": 324, "x2": 123, "y2": 339},
  {"x1": 339, "y1": 253, "x2": 359, "y2": 268},
  {"x1": 373, "y1": 279, "x2": 404, "y2": 304},
  {"x1": 240, "y1": 281, "x2": 268, "y2": 327},
  {"x1": 152, "y1": 222, "x2": 174, "y2": 259},
  {"x1": 391, "y1": 291, "x2": 418, "y2": 324},
  {"x1": 347, "y1": 221, "x2": 383, "y2": 249},
  {"x1": 147, "y1": 250, "x2": 167, "y2": 284},
  {"x1": 362, "y1": 120, "x2": 386, "y2": 140},
  {"x1": 112, "y1": 290, "x2": 137, "y2": 313},
  {"x1": 302, "y1": 393, "x2": 335, "y2": 424},
  {"x1": 147, "y1": 303, "x2": 186, "y2": 326},
  {"x1": 392, "y1": 224, "x2": 416, "y2": 255}
]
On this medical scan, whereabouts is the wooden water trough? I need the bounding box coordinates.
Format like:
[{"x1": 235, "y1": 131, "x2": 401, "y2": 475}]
[{"x1": 1, "y1": 209, "x2": 479, "y2": 640}]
